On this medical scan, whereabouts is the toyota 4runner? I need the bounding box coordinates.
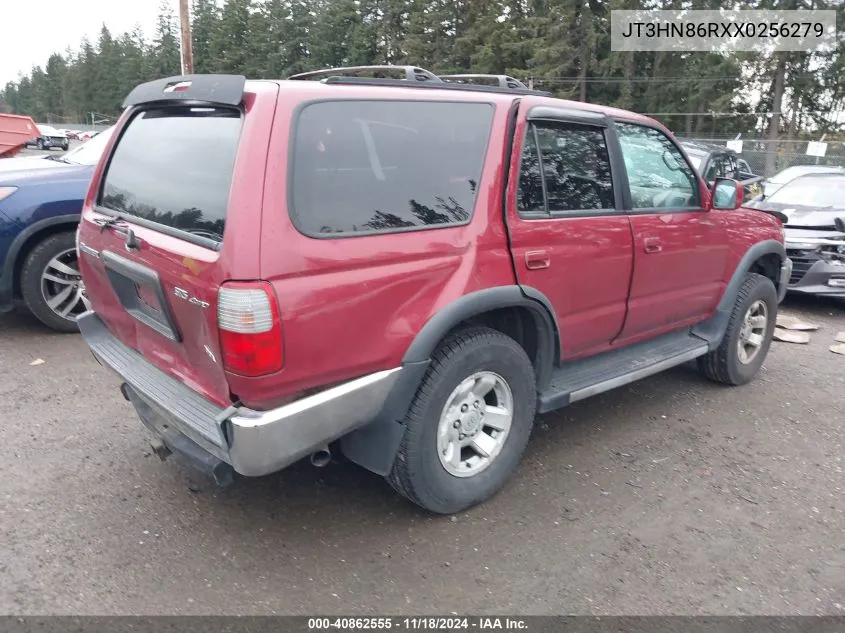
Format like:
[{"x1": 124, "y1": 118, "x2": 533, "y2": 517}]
[{"x1": 76, "y1": 68, "x2": 791, "y2": 514}]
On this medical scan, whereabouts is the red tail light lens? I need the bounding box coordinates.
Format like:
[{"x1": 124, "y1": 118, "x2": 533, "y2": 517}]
[{"x1": 217, "y1": 281, "x2": 283, "y2": 377}]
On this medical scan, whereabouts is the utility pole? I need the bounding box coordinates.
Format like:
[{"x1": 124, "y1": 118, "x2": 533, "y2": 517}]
[
  {"x1": 765, "y1": 56, "x2": 786, "y2": 177},
  {"x1": 178, "y1": 0, "x2": 194, "y2": 75}
]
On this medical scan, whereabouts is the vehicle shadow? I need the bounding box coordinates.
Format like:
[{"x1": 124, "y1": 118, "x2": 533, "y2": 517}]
[
  {"x1": 0, "y1": 306, "x2": 68, "y2": 336},
  {"x1": 145, "y1": 297, "x2": 845, "y2": 527},
  {"x1": 0, "y1": 306, "x2": 84, "y2": 338},
  {"x1": 781, "y1": 293, "x2": 845, "y2": 317},
  {"x1": 171, "y1": 361, "x2": 708, "y2": 525}
]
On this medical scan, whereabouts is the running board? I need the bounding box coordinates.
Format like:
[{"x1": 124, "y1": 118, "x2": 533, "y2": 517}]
[{"x1": 538, "y1": 330, "x2": 708, "y2": 413}]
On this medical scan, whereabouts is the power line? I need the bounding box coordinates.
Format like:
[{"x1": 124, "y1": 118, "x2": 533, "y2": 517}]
[
  {"x1": 642, "y1": 111, "x2": 845, "y2": 116},
  {"x1": 535, "y1": 74, "x2": 826, "y2": 81}
]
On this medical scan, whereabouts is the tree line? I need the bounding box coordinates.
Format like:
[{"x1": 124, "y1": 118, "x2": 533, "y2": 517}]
[{"x1": 1, "y1": 0, "x2": 843, "y2": 139}]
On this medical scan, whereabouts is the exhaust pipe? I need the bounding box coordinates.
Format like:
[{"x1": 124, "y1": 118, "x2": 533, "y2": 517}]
[{"x1": 310, "y1": 445, "x2": 332, "y2": 468}]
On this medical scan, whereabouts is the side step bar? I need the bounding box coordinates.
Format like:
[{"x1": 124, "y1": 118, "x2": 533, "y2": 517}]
[{"x1": 538, "y1": 330, "x2": 708, "y2": 414}]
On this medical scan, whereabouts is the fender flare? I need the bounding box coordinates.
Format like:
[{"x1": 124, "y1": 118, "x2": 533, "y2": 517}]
[
  {"x1": 402, "y1": 285, "x2": 560, "y2": 379},
  {"x1": 0, "y1": 214, "x2": 80, "y2": 312},
  {"x1": 692, "y1": 239, "x2": 786, "y2": 350},
  {"x1": 340, "y1": 285, "x2": 561, "y2": 476}
]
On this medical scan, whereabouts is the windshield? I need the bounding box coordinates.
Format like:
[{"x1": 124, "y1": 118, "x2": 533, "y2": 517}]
[
  {"x1": 64, "y1": 127, "x2": 114, "y2": 165},
  {"x1": 767, "y1": 176, "x2": 845, "y2": 208}
]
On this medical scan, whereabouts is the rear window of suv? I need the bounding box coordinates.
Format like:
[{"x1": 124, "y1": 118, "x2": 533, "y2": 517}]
[
  {"x1": 290, "y1": 100, "x2": 494, "y2": 236},
  {"x1": 99, "y1": 106, "x2": 242, "y2": 246}
]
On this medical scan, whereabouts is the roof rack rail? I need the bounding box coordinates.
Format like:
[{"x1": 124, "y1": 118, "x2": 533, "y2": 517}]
[
  {"x1": 320, "y1": 75, "x2": 553, "y2": 97},
  {"x1": 439, "y1": 74, "x2": 528, "y2": 90},
  {"x1": 288, "y1": 65, "x2": 442, "y2": 83}
]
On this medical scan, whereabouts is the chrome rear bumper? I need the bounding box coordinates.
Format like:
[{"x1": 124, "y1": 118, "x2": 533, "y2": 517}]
[{"x1": 77, "y1": 311, "x2": 402, "y2": 478}]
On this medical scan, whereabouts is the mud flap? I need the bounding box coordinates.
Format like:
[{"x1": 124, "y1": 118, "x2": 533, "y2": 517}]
[{"x1": 339, "y1": 360, "x2": 430, "y2": 476}]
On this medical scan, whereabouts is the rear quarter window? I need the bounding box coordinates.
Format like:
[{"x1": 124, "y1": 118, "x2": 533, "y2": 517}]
[
  {"x1": 99, "y1": 106, "x2": 242, "y2": 245},
  {"x1": 289, "y1": 100, "x2": 495, "y2": 237}
]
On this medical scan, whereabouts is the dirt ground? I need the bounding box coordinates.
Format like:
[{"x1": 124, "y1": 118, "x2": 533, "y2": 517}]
[{"x1": 0, "y1": 295, "x2": 843, "y2": 615}]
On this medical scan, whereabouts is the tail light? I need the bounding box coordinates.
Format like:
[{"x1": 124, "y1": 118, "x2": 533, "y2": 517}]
[{"x1": 217, "y1": 281, "x2": 283, "y2": 377}]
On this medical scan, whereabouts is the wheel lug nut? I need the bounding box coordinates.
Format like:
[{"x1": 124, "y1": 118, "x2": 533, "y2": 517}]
[
  {"x1": 461, "y1": 404, "x2": 468, "y2": 412},
  {"x1": 453, "y1": 421, "x2": 460, "y2": 428}
]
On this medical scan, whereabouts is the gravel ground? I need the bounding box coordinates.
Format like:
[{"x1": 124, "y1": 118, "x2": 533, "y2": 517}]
[{"x1": 0, "y1": 295, "x2": 843, "y2": 615}]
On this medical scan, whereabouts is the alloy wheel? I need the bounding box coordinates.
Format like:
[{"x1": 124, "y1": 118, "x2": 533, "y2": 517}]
[
  {"x1": 737, "y1": 299, "x2": 768, "y2": 365},
  {"x1": 436, "y1": 371, "x2": 514, "y2": 478},
  {"x1": 40, "y1": 248, "x2": 90, "y2": 322}
]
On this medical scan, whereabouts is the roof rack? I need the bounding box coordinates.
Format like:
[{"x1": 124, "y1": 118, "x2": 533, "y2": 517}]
[
  {"x1": 440, "y1": 74, "x2": 528, "y2": 90},
  {"x1": 288, "y1": 65, "x2": 442, "y2": 83},
  {"x1": 319, "y1": 75, "x2": 552, "y2": 97}
]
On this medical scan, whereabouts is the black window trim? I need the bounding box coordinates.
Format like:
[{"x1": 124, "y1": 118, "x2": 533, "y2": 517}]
[
  {"x1": 515, "y1": 117, "x2": 624, "y2": 220},
  {"x1": 612, "y1": 117, "x2": 704, "y2": 215},
  {"x1": 93, "y1": 104, "x2": 244, "y2": 252},
  {"x1": 287, "y1": 97, "x2": 497, "y2": 240}
]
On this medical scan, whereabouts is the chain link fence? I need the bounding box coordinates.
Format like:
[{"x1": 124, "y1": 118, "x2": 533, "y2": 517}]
[
  {"x1": 677, "y1": 136, "x2": 845, "y2": 178},
  {"x1": 42, "y1": 112, "x2": 117, "y2": 132}
]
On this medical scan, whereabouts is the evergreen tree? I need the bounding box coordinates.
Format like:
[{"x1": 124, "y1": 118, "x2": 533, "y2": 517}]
[
  {"x1": 191, "y1": 0, "x2": 221, "y2": 74},
  {"x1": 210, "y1": 0, "x2": 254, "y2": 74},
  {"x1": 0, "y1": 0, "x2": 840, "y2": 139},
  {"x1": 150, "y1": 0, "x2": 181, "y2": 77}
]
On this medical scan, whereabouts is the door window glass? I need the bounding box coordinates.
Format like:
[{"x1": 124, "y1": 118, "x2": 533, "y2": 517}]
[
  {"x1": 517, "y1": 122, "x2": 614, "y2": 215},
  {"x1": 615, "y1": 122, "x2": 700, "y2": 209}
]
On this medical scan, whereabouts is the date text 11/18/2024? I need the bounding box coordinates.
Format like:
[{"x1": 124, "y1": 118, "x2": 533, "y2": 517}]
[{"x1": 308, "y1": 617, "x2": 529, "y2": 630}]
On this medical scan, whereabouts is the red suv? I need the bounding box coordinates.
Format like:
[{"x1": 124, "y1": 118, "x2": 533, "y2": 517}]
[{"x1": 76, "y1": 68, "x2": 791, "y2": 514}]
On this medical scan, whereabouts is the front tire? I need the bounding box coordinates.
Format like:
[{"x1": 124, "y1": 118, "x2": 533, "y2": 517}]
[
  {"x1": 387, "y1": 327, "x2": 537, "y2": 514},
  {"x1": 698, "y1": 273, "x2": 777, "y2": 386},
  {"x1": 36, "y1": 139, "x2": 44, "y2": 150},
  {"x1": 20, "y1": 232, "x2": 88, "y2": 333}
]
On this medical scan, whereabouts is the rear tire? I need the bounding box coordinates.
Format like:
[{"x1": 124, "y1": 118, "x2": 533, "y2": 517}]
[
  {"x1": 698, "y1": 273, "x2": 777, "y2": 386},
  {"x1": 387, "y1": 326, "x2": 537, "y2": 514},
  {"x1": 20, "y1": 232, "x2": 87, "y2": 333}
]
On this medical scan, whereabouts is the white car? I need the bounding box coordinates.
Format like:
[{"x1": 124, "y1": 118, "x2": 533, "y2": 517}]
[
  {"x1": 0, "y1": 125, "x2": 114, "y2": 172},
  {"x1": 763, "y1": 164, "x2": 845, "y2": 198}
]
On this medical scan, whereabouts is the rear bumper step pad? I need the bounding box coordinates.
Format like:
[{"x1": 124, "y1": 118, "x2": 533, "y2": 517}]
[{"x1": 78, "y1": 311, "x2": 403, "y2": 478}]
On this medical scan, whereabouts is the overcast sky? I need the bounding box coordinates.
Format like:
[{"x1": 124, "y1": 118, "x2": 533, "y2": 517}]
[{"x1": 1, "y1": 0, "x2": 163, "y2": 86}]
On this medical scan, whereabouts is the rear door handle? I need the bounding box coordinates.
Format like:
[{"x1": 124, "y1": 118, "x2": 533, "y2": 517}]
[
  {"x1": 525, "y1": 250, "x2": 550, "y2": 270},
  {"x1": 643, "y1": 237, "x2": 663, "y2": 254}
]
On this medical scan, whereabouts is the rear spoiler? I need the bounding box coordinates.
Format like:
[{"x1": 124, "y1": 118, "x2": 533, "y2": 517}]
[{"x1": 122, "y1": 74, "x2": 246, "y2": 108}]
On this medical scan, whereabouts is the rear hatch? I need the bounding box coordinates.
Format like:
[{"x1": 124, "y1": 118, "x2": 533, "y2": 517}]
[{"x1": 77, "y1": 79, "x2": 278, "y2": 407}]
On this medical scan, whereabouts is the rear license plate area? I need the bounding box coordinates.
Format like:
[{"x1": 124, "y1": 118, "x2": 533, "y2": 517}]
[{"x1": 102, "y1": 250, "x2": 181, "y2": 341}]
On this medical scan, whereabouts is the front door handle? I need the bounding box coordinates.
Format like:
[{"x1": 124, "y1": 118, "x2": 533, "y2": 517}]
[
  {"x1": 643, "y1": 237, "x2": 663, "y2": 254},
  {"x1": 525, "y1": 250, "x2": 551, "y2": 270}
]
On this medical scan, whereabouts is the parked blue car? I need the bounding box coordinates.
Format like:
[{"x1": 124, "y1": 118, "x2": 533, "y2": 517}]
[{"x1": 0, "y1": 128, "x2": 113, "y2": 331}]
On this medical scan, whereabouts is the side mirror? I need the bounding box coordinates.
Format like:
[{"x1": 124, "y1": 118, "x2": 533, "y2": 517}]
[
  {"x1": 835, "y1": 217, "x2": 845, "y2": 233},
  {"x1": 710, "y1": 177, "x2": 743, "y2": 211}
]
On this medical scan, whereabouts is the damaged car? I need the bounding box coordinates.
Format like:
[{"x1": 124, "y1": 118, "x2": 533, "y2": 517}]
[
  {"x1": 680, "y1": 140, "x2": 764, "y2": 201},
  {"x1": 748, "y1": 172, "x2": 845, "y2": 297}
]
